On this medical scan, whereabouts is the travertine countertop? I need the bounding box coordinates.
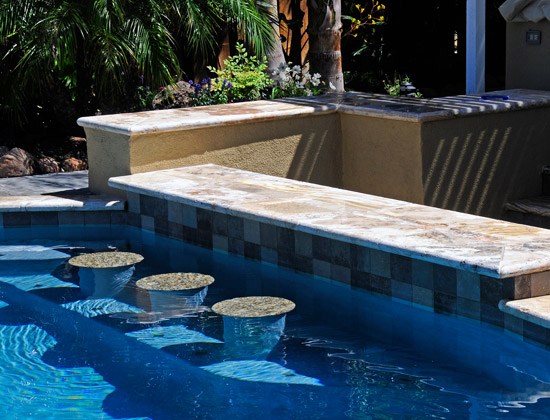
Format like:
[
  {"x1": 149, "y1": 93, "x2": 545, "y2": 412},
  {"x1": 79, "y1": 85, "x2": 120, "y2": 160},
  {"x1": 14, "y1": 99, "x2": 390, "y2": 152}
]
[
  {"x1": 136, "y1": 272, "x2": 214, "y2": 291},
  {"x1": 110, "y1": 164, "x2": 550, "y2": 278},
  {"x1": 212, "y1": 296, "x2": 295, "y2": 318},
  {"x1": 77, "y1": 89, "x2": 550, "y2": 133},
  {"x1": 69, "y1": 251, "x2": 143, "y2": 268}
]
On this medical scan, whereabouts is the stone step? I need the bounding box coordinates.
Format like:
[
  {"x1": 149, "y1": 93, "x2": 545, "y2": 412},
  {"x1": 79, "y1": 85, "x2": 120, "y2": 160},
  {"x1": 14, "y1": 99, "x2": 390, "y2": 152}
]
[
  {"x1": 499, "y1": 296, "x2": 550, "y2": 328},
  {"x1": 504, "y1": 196, "x2": 550, "y2": 228}
]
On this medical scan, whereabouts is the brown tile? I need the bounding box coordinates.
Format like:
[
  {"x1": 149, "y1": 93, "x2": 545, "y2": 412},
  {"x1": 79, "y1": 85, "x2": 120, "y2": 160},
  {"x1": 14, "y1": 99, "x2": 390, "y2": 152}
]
[
  {"x1": 127, "y1": 192, "x2": 140, "y2": 213},
  {"x1": 3, "y1": 213, "x2": 31, "y2": 227},
  {"x1": 434, "y1": 291, "x2": 457, "y2": 314},
  {"x1": 370, "y1": 249, "x2": 391, "y2": 278},
  {"x1": 412, "y1": 285, "x2": 433, "y2": 308},
  {"x1": 530, "y1": 271, "x2": 550, "y2": 297},
  {"x1": 456, "y1": 297, "x2": 481, "y2": 321},
  {"x1": 480, "y1": 276, "x2": 504, "y2": 306},
  {"x1": 433, "y1": 266, "x2": 457, "y2": 295},
  {"x1": 331, "y1": 264, "x2": 351, "y2": 284},
  {"x1": 84, "y1": 211, "x2": 111, "y2": 225},
  {"x1": 392, "y1": 279, "x2": 412, "y2": 300},
  {"x1": 58, "y1": 211, "x2": 85, "y2": 225},
  {"x1": 351, "y1": 245, "x2": 370, "y2": 272},
  {"x1": 390, "y1": 254, "x2": 412, "y2": 283},
  {"x1": 294, "y1": 231, "x2": 312, "y2": 257},
  {"x1": 456, "y1": 270, "x2": 480, "y2": 301},
  {"x1": 411, "y1": 260, "x2": 433, "y2": 289},
  {"x1": 260, "y1": 223, "x2": 277, "y2": 249},
  {"x1": 330, "y1": 240, "x2": 351, "y2": 266},
  {"x1": 213, "y1": 234, "x2": 229, "y2": 252},
  {"x1": 243, "y1": 219, "x2": 261, "y2": 244}
]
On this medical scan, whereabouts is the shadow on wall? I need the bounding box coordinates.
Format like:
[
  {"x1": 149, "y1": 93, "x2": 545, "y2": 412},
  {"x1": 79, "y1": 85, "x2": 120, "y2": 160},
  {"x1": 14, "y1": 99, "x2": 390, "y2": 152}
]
[
  {"x1": 422, "y1": 113, "x2": 550, "y2": 217},
  {"x1": 287, "y1": 122, "x2": 343, "y2": 187}
]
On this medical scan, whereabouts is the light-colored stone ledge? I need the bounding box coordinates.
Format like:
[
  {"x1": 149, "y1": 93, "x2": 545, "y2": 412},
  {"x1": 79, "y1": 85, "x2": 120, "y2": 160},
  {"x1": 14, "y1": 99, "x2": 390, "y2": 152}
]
[{"x1": 109, "y1": 164, "x2": 550, "y2": 279}]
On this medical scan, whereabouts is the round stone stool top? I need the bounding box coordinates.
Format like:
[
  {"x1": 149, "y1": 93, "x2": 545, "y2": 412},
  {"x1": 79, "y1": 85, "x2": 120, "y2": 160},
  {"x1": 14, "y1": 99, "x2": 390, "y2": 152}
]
[
  {"x1": 69, "y1": 252, "x2": 144, "y2": 268},
  {"x1": 212, "y1": 296, "x2": 295, "y2": 318},
  {"x1": 136, "y1": 272, "x2": 215, "y2": 291}
]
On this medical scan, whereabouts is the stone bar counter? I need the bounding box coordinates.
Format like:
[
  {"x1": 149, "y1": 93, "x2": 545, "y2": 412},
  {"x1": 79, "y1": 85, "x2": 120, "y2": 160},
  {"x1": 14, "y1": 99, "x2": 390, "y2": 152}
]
[{"x1": 78, "y1": 89, "x2": 550, "y2": 219}]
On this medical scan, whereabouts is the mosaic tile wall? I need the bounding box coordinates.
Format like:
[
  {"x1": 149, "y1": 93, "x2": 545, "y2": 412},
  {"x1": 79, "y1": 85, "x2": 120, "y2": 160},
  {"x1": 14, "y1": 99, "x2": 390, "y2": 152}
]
[{"x1": 126, "y1": 192, "x2": 550, "y2": 349}]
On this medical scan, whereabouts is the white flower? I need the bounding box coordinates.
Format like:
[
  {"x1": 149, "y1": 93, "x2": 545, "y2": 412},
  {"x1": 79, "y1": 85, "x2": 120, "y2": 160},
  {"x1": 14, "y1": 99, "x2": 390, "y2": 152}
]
[
  {"x1": 305, "y1": 88, "x2": 313, "y2": 96},
  {"x1": 291, "y1": 65, "x2": 301, "y2": 77},
  {"x1": 295, "y1": 81, "x2": 304, "y2": 89}
]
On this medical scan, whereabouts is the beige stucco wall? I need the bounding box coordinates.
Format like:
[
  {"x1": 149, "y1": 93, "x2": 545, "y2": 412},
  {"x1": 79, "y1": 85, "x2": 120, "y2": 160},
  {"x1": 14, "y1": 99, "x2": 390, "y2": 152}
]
[
  {"x1": 84, "y1": 128, "x2": 132, "y2": 196},
  {"x1": 506, "y1": 21, "x2": 550, "y2": 90},
  {"x1": 85, "y1": 114, "x2": 342, "y2": 196},
  {"x1": 340, "y1": 114, "x2": 424, "y2": 204},
  {"x1": 340, "y1": 108, "x2": 550, "y2": 218},
  {"x1": 421, "y1": 108, "x2": 550, "y2": 218}
]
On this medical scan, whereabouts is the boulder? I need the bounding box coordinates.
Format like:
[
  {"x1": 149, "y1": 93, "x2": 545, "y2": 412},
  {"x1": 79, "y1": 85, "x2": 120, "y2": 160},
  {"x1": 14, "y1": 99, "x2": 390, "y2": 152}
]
[
  {"x1": 152, "y1": 81, "x2": 194, "y2": 109},
  {"x1": 61, "y1": 157, "x2": 87, "y2": 172},
  {"x1": 37, "y1": 156, "x2": 61, "y2": 174},
  {"x1": 0, "y1": 147, "x2": 35, "y2": 178}
]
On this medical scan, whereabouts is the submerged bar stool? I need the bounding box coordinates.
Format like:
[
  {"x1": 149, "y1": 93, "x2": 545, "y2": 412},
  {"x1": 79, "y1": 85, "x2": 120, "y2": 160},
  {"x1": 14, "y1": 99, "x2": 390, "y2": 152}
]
[
  {"x1": 69, "y1": 252, "x2": 143, "y2": 298},
  {"x1": 136, "y1": 272, "x2": 215, "y2": 313},
  {"x1": 212, "y1": 296, "x2": 295, "y2": 359}
]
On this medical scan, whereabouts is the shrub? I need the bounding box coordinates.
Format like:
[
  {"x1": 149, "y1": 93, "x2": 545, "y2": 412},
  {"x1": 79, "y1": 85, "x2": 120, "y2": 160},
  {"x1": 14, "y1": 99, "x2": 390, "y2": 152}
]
[{"x1": 208, "y1": 43, "x2": 271, "y2": 102}]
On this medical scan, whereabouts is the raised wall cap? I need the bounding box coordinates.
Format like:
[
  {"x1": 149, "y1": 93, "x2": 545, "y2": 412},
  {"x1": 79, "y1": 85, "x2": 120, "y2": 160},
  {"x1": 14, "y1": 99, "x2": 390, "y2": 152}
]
[{"x1": 499, "y1": 0, "x2": 550, "y2": 22}]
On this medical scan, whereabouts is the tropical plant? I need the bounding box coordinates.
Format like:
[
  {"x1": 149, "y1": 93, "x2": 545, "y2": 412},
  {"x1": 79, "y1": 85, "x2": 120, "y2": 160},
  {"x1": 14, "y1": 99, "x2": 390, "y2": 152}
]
[
  {"x1": 342, "y1": 1, "x2": 386, "y2": 57},
  {"x1": 307, "y1": 0, "x2": 345, "y2": 92},
  {"x1": 0, "y1": 0, "x2": 274, "y2": 124}
]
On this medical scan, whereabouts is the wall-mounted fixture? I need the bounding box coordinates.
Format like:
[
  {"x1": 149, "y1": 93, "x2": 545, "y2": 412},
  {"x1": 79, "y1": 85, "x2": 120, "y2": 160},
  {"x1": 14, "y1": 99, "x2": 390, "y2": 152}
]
[{"x1": 526, "y1": 29, "x2": 542, "y2": 45}]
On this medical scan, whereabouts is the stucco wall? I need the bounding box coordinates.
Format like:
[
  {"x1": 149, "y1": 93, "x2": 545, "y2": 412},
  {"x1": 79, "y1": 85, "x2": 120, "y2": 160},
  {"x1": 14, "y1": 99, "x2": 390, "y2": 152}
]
[
  {"x1": 85, "y1": 114, "x2": 342, "y2": 196},
  {"x1": 85, "y1": 128, "x2": 132, "y2": 196},
  {"x1": 422, "y1": 108, "x2": 550, "y2": 217},
  {"x1": 506, "y1": 21, "x2": 550, "y2": 90},
  {"x1": 340, "y1": 113, "x2": 424, "y2": 204}
]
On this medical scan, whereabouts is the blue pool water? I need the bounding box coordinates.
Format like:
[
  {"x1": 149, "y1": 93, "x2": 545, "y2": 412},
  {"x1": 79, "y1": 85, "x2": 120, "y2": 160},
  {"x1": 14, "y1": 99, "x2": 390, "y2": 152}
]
[{"x1": 0, "y1": 225, "x2": 548, "y2": 419}]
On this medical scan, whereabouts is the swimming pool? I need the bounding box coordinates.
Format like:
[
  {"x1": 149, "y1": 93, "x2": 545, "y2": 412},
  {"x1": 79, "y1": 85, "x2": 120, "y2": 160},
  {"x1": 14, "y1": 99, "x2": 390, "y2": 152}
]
[{"x1": 0, "y1": 225, "x2": 548, "y2": 419}]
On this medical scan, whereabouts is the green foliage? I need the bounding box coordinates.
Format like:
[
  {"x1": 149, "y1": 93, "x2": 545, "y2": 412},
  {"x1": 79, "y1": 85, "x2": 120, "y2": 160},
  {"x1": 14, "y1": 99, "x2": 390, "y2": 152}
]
[
  {"x1": 189, "y1": 79, "x2": 231, "y2": 107},
  {"x1": 0, "y1": 0, "x2": 273, "y2": 126},
  {"x1": 342, "y1": 1, "x2": 386, "y2": 57},
  {"x1": 208, "y1": 43, "x2": 271, "y2": 102},
  {"x1": 383, "y1": 75, "x2": 423, "y2": 98}
]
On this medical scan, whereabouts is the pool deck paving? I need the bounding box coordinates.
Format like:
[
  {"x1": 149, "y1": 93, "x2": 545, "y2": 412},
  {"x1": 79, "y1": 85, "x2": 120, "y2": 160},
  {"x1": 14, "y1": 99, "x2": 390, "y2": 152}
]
[{"x1": 0, "y1": 171, "x2": 124, "y2": 211}]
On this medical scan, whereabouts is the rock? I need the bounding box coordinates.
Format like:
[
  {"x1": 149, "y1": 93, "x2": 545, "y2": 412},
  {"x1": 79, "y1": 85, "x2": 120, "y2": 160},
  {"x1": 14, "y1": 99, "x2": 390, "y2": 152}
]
[
  {"x1": 37, "y1": 156, "x2": 61, "y2": 174},
  {"x1": 61, "y1": 157, "x2": 87, "y2": 172},
  {"x1": 0, "y1": 147, "x2": 35, "y2": 178},
  {"x1": 67, "y1": 136, "x2": 86, "y2": 151},
  {"x1": 152, "y1": 81, "x2": 194, "y2": 109}
]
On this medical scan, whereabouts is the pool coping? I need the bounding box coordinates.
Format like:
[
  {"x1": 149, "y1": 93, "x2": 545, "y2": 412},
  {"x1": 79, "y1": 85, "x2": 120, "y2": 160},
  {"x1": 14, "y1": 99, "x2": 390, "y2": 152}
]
[{"x1": 108, "y1": 164, "x2": 550, "y2": 280}]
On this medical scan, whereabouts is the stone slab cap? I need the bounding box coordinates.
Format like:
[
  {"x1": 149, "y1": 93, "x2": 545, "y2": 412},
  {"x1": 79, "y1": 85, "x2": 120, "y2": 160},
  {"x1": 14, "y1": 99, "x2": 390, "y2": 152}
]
[
  {"x1": 499, "y1": 296, "x2": 550, "y2": 328},
  {"x1": 69, "y1": 251, "x2": 144, "y2": 268},
  {"x1": 499, "y1": 0, "x2": 550, "y2": 22},
  {"x1": 136, "y1": 272, "x2": 215, "y2": 291},
  {"x1": 212, "y1": 296, "x2": 295, "y2": 318}
]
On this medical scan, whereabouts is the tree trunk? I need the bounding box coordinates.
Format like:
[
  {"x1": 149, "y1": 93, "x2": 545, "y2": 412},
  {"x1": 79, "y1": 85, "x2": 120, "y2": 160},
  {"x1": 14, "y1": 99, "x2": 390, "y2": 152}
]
[
  {"x1": 306, "y1": 0, "x2": 344, "y2": 92},
  {"x1": 265, "y1": 0, "x2": 287, "y2": 74}
]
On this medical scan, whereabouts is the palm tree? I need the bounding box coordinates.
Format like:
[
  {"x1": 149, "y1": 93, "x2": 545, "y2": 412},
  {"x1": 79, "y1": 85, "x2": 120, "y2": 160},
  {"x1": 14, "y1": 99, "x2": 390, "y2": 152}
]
[
  {"x1": 0, "y1": 0, "x2": 273, "y2": 122},
  {"x1": 307, "y1": 0, "x2": 344, "y2": 92}
]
